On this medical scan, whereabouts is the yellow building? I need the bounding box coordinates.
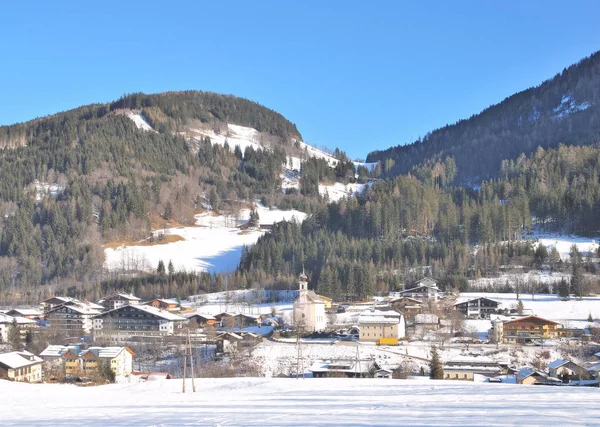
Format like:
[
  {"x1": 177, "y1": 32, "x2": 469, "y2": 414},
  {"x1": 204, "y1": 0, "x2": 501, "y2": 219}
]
[
  {"x1": 317, "y1": 295, "x2": 333, "y2": 309},
  {"x1": 502, "y1": 315, "x2": 560, "y2": 344},
  {"x1": 358, "y1": 310, "x2": 406, "y2": 343}
]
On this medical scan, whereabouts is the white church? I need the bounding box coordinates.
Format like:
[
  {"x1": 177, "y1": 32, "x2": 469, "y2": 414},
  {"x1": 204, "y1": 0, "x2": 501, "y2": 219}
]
[{"x1": 292, "y1": 271, "x2": 327, "y2": 332}]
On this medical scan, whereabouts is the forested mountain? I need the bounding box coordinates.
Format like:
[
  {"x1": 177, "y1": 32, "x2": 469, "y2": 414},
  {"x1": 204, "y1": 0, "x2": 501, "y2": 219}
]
[
  {"x1": 237, "y1": 143, "x2": 600, "y2": 299},
  {"x1": 0, "y1": 91, "x2": 343, "y2": 300},
  {"x1": 367, "y1": 50, "x2": 600, "y2": 184}
]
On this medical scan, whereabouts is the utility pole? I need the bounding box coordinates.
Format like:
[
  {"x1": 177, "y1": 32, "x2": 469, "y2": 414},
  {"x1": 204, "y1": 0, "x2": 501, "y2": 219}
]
[
  {"x1": 188, "y1": 328, "x2": 196, "y2": 392},
  {"x1": 182, "y1": 336, "x2": 187, "y2": 393}
]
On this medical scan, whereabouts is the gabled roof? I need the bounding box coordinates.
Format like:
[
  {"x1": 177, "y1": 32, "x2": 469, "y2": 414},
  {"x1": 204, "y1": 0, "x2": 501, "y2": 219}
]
[
  {"x1": 65, "y1": 300, "x2": 104, "y2": 310},
  {"x1": 84, "y1": 346, "x2": 135, "y2": 359},
  {"x1": 41, "y1": 296, "x2": 76, "y2": 304},
  {"x1": 0, "y1": 351, "x2": 43, "y2": 369},
  {"x1": 503, "y1": 315, "x2": 559, "y2": 326},
  {"x1": 101, "y1": 293, "x2": 141, "y2": 302},
  {"x1": 96, "y1": 304, "x2": 186, "y2": 321},
  {"x1": 40, "y1": 345, "x2": 72, "y2": 358},
  {"x1": 47, "y1": 303, "x2": 102, "y2": 315},
  {"x1": 6, "y1": 308, "x2": 43, "y2": 317},
  {"x1": 183, "y1": 312, "x2": 216, "y2": 320},
  {"x1": 548, "y1": 359, "x2": 574, "y2": 369},
  {"x1": 0, "y1": 313, "x2": 37, "y2": 325},
  {"x1": 146, "y1": 298, "x2": 179, "y2": 305}
]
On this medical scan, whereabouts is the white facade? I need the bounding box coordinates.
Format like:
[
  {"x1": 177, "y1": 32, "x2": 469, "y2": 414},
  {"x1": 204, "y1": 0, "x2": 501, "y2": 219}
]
[{"x1": 293, "y1": 273, "x2": 326, "y2": 332}]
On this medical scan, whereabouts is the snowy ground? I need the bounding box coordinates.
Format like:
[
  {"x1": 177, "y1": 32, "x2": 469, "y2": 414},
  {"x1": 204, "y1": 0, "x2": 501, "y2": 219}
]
[
  {"x1": 527, "y1": 227, "x2": 599, "y2": 260},
  {"x1": 2, "y1": 378, "x2": 599, "y2": 426},
  {"x1": 104, "y1": 205, "x2": 306, "y2": 274}
]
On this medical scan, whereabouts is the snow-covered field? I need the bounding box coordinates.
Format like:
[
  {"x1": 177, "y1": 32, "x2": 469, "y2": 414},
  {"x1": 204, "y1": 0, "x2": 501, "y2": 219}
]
[
  {"x1": 104, "y1": 205, "x2": 306, "y2": 274},
  {"x1": 2, "y1": 378, "x2": 599, "y2": 426},
  {"x1": 527, "y1": 227, "x2": 599, "y2": 260}
]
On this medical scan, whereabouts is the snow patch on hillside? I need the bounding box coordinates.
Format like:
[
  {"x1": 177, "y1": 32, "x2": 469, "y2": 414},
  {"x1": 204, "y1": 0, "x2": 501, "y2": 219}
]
[
  {"x1": 319, "y1": 182, "x2": 369, "y2": 202},
  {"x1": 189, "y1": 124, "x2": 264, "y2": 153},
  {"x1": 104, "y1": 205, "x2": 306, "y2": 274},
  {"x1": 553, "y1": 95, "x2": 591, "y2": 120},
  {"x1": 126, "y1": 112, "x2": 154, "y2": 131},
  {"x1": 527, "y1": 228, "x2": 599, "y2": 260}
]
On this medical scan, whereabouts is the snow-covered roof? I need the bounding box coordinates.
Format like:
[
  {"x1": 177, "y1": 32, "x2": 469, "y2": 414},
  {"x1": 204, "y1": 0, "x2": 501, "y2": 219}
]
[
  {"x1": 99, "y1": 304, "x2": 186, "y2": 321},
  {"x1": 309, "y1": 359, "x2": 378, "y2": 374},
  {"x1": 39, "y1": 345, "x2": 71, "y2": 358},
  {"x1": 0, "y1": 313, "x2": 37, "y2": 325},
  {"x1": 0, "y1": 351, "x2": 43, "y2": 369},
  {"x1": 101, "y1": 293, "x2": 141, "y2": 302},
  {"x1": 358, "y1": 316, "x2": 400, "y2": 325},
  {"x1": 183, "y1": 312, "x2": 216, "y2": 320},
  {"x1": 548, "y1": 359, "x2": 570, "y2": 369},
  {"x1": 49, "y1": 303, "x2": 102, "y2": 315},
  {"x1": 445, "y1": 355, "x2": 497, "y2": 365},
  {"x1": 85, "y1": 346, "x2": 133, "y2": 359},
  {"x1": 6, "y1": 308, "x2": 42, "y2": 316}
]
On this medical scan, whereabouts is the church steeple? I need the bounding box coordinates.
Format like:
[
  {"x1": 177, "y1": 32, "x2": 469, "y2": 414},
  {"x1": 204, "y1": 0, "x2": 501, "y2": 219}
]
[{"x1": 299, "y1": 268, "x2": 308, "y2": 292}]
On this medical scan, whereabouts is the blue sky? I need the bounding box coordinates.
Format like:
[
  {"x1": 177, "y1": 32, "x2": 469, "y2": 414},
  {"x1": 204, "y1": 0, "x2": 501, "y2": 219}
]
[{"x1": 1, "y1": 1, "x2": 600, "y2": 159}]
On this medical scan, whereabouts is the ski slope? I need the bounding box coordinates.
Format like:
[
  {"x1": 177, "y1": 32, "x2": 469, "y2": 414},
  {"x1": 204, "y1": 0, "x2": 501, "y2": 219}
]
[
  {"x1": 104, "y1": 205, "x2": 306, "y2": 274},
  {"x1": 1, "y1": 378, "x2": 598, "y2": 426}
]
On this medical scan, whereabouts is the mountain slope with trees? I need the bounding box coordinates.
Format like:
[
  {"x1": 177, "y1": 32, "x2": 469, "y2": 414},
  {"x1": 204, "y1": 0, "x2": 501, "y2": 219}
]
[{"x1": 367, "y1": 50, "x2": 600, "y2": 184}]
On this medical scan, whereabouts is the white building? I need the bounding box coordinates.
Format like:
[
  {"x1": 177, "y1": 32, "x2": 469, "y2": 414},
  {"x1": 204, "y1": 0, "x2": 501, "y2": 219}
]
[
  {"x1": 0, "y1": 313, "x2": 38, "y2": 343},
  {"x1": 292, "y1": 272, "x2": 326, "y2": 332},
  {"x1": 0, "y1": 350, "x2": 43, "y2": 382}
]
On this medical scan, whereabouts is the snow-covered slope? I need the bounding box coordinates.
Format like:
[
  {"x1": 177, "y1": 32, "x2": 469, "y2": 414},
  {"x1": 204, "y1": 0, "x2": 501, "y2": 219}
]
[
  {"x1": 126, "y1": 112, "x2": 154, "y2": 131},
  {"x1": 319, "y1": 182, "x2": 369, "y2": 202},
  {"x1": 104, "y1": 204, "x2": 306, "y2": 274},
  {"x1": 188, "y1": 123, "x2": 264, "y2": 153},
  {"x1": 1, "y1": 378, "x2": 598, "y2": 426},
  {"x1": 528, "y1": 228, "x2": 599, "y2": 260}
]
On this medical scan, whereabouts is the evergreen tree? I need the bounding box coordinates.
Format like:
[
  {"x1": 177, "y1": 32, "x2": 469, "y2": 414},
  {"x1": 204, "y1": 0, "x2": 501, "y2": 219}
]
[
  {"x1": 516, "y1": 299, "x2": 524, "y2": 315},
  {"x1": 429, "y1": 346, "x2": 443, "y2": 380},
  {"x1": 168, "y1": 260, "x2": 175, "y2": 276},
  {"x1": 157, "y1": 260, "x2": 166, "y2": 275},
  {"x1": 8, "y1": 320, "x2": 21, "y2": 351},
  {"x1": 163, "y1": 202, "x2": 173, "y2": 221}
]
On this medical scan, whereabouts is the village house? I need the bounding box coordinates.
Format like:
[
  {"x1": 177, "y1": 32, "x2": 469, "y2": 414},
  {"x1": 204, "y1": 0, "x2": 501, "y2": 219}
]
[
  {"x1": 40, "y1": 296, "x2": 78, "y2": 312},
  {"x1": 397, "y1": 277, "x2": 441, "y2": 301},
  {"x1": 0, "y1": 350, "x2": 43, "y2": 382},
  {"x1": 215, "y1": 331, "x2": 261, "y2": 354},
  {"x1": 309, "y1": 358, "x2": 380, "y2": 378},
  {"x1": 5, "y1": 308, "x2": 43, "y2": 320},
  {"x1": 501, "y1": 315, "x2": 561, "y2": 344},
  {"x1": 389, "y1": 296, "x2": 423, "y2": 313},
  {"x1": 184, "y1": 313, "x2": 217, "y2": 328},
  {"x1": 517, "y1": 367, "x2": 560, "y2": 385},
  {"x1": 99, "y1": 293, "x2": 141, "y2": 311},
  {"x1": 146, "y1": 298, "x2": 180, "y2": 312},
  {"x1": 45, "y1": 301, "x2": 102, "y2": 334},
  {"x1": 453, "y1": 297, "x2": 500, "y2": 319},
  {"x1": 548, "y1": 359, "x2": 591, "y2": 382},
  {"x1": 358, "y1": 310, "x2": 406, "y2": 344},
  {"x1": 443, "y1": 355, "x2": 502, "y2": 381},
  {"x1": 214, "y1": 313, "x2": 259, "y2": 330},
  {"x1": 292, "y1": 272, "x2": 327, "y2": 332},
  {"x1": 93, "y1": 304, "x2": 187, "y2": 338},
  {"x1": 0, "y1": 313, "x2": 38, "y2": 343}
]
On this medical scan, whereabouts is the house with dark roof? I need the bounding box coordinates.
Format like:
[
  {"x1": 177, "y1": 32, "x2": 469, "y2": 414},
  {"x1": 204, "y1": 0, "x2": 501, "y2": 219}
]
[
  {"x1": 99, "y1": 293, "x2": 141, "y2": 311},
  {"x1": 453, "y1": 297, "x2": 500, "y2": 319},
  {"x1": 548, "y1": 359, "x2": 591, "y2": 382},
  {"x1": 93, "y1": 304, "x2": 187, "y2": 337},
  {"x1": 309, "y1": 358, "x2": 380, "y2": 378},
  {"x1": 398, "y1": 278, "x2": 441, "y2": 301}
]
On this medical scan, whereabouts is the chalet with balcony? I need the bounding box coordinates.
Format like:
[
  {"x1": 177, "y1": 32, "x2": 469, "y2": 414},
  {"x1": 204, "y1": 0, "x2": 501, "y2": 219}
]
[
  {"x1": 99, "y1": 293, "x2": 141, "y2": 311},
  {"x1": 502, "y1": 315, "x2": 561, "y2": 344},
  {"x1": 397, "y1": 278, "x2": 440, "y2": 301},
  {"x1": 93, "y1": 304, "x2": 187, "y2": 337},
  {"x1": 454, "y1": 297, "x2": 500, "y2": 319},
  {"x1": 45, "y1": 302, "x2": 102, "y2": 334},
  {"x1": 146, "y1": 298, "x2": 180, "y2": 312}
]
